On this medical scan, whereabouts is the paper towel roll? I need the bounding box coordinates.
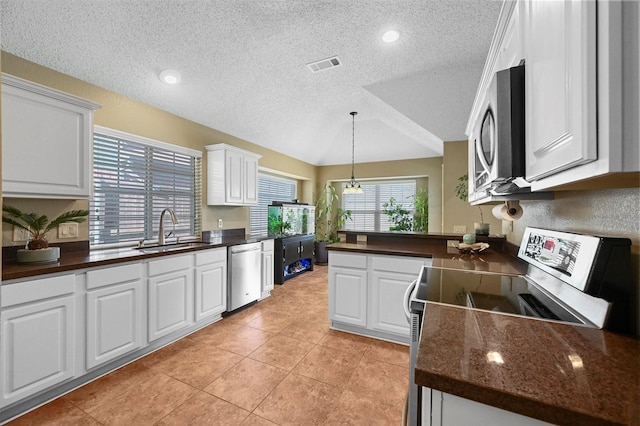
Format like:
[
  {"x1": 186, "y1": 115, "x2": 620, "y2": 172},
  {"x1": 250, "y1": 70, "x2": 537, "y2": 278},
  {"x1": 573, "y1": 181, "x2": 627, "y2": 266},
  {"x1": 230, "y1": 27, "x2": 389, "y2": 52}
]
[{"x1": 492, "y1": 203, "x2": 523, "y2": 221}]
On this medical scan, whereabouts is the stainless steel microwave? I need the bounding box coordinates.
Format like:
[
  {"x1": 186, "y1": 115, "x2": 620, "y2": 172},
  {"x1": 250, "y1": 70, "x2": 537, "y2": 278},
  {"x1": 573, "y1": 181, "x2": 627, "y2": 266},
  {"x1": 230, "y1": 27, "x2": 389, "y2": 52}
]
[{"x1": 469, "y1": 64, "x2": 525, "y2": 192}]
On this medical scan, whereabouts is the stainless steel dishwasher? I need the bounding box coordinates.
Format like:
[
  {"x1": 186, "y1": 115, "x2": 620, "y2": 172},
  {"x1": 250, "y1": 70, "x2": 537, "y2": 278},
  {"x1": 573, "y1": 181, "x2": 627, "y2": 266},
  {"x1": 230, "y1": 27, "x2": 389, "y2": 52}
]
[{"x1": 227, "y1": 242, "x2": 262, "y2": 311}]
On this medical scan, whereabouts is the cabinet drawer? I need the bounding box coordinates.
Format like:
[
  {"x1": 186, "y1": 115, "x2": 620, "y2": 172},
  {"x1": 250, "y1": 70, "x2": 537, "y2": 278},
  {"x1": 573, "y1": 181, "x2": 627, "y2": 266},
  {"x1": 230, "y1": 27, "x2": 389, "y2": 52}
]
[
  {"x1": 148, "y1": 253, "x2": 192, "y2": 277},
  {"x1": 195, "y1": 248, "x2": 226, "y2": 267},
  {"x1": 329, "y1": 252, "x2": 367, "y2": 269},
  {"x1": 2, "y1": 274, "x2": 75, "y2": 308},
  {"x1": 371, "y1": 255, "x2": 426, "y2": 274},
  {"x1": 86, "y1": 262, "x2": 142, "y2": 290}
]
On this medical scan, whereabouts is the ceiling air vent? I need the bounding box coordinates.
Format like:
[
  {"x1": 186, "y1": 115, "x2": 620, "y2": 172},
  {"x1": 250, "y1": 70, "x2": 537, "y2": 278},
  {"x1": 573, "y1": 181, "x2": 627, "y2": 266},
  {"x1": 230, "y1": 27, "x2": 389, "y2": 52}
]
[{"x1": 306, "y1": 56, "x2": 342, "y2": 73}]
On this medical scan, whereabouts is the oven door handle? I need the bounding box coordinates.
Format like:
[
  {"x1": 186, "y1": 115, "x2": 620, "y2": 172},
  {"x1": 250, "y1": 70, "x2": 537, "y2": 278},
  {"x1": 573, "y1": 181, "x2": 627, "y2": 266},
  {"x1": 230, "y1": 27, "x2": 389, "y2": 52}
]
[{"x1": 404, "y1": 279, "x2": 417, "y2": 323}]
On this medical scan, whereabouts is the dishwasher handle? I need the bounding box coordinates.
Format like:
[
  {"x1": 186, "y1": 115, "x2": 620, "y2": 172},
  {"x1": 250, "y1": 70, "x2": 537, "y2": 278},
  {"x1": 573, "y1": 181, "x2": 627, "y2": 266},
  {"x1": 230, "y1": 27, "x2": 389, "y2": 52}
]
[{"x1": 230, "y1": 243, "x2": 261, "y2": 254}]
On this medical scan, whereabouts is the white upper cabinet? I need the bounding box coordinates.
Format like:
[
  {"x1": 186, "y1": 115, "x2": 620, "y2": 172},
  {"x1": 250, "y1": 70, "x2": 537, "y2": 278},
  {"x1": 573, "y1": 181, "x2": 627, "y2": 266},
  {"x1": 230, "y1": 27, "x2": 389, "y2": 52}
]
[
  {"x1": 1, "y1": 74, "x2": 100, "y2": 199},
  {"x1": 205, "y1": 143, "x2": 261, "y2": 206},
  {"x1": 523, "y1": 0, "x2": 597, "y2": 182}
]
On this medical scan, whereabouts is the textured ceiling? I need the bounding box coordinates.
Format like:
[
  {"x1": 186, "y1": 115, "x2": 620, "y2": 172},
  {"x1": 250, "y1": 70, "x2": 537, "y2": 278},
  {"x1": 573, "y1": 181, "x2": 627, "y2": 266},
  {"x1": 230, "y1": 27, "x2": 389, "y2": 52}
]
[{"x1": 0, "y1": 0, "x2": 502, "y2": 166}]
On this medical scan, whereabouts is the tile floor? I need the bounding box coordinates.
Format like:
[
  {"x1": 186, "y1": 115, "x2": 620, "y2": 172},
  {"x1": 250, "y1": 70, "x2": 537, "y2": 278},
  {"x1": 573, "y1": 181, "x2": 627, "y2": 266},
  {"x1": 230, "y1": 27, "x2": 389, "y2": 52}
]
[{"x1": 7, "y1": 265, "x2": 410, "y2": 425}]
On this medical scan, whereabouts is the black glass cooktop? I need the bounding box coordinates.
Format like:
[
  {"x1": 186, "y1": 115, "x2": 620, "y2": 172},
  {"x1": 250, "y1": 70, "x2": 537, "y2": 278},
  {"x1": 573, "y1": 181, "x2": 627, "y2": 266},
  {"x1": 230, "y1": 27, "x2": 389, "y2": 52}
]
[{"x1": 414, "y1": 267, "x2": 583, "y2": 325}]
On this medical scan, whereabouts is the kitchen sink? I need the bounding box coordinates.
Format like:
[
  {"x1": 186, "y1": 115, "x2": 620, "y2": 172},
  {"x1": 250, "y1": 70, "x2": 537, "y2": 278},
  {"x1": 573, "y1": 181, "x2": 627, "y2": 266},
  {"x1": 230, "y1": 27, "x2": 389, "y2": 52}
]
[{"x1": 135, "y1": 241, "x2": 209, "y2": 254}]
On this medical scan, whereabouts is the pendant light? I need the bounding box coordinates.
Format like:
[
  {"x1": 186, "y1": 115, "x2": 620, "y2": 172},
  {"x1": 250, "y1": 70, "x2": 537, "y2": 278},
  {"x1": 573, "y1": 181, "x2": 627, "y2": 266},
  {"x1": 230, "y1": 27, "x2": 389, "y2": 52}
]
[{"x1": 343, "y1": 111, "x2": 364, "y2": 194}]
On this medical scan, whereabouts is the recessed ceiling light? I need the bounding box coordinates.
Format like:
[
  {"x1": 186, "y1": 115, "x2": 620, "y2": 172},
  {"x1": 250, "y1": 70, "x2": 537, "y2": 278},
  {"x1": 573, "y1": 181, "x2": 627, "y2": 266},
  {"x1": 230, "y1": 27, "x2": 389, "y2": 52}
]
[
  {"x1": 159, "y1": 69, "x2": 181, "y2": 84},
  {"x1": 382, "y1": 30, "x2": 400, "y2": 43}
]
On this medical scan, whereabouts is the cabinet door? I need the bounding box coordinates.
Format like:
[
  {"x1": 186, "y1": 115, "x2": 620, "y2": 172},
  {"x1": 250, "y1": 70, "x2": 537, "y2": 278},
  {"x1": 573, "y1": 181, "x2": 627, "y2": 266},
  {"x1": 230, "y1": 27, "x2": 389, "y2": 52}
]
[
  {"x1": 262, "y1": 241, "x2": 275, "y2": 296},
  {"x1": 439, "y1": 392, "x2": 550, "y2": 426},
  {"x1": 225, "y1": 149, "x2": 245, "y2": 204},
  {"x1": 86, "y1": 281, "x2": 142, "y2": 370},
  {"x1": 1, "y1": 295, "x2": 75, "y2": 406},
  {"x1": 300, "y1": 236, "x2": 314, "y2": 260},
  {"x1": 283, "y1": 238, "x2": 302, "y2": 265},
  {"x1": 195, "y1": 260, "x2": 226, "y2": 322},
  {"x1": 1, "y1": 75, "x2": 99, "y2": 199},
  {"x1": 369, "y1": 255, "x2": 425, "y2": 337},
  {"x1": 498, "y1": 1, "x2": 523, "y2": 70},
  {"x1": 524, "y1": 0, "x2": 597, "y2": 181},
  {"x1": 369, "y1": 270, "x2": 413, "y2": 337},
  {"x1": 148, "y1": 269, "x2": 194, "y2": 342},
  {"x1": 329, "y1": 265, "x2": 367, "y2": 327},
  {"x1": 243, "y1": 155, "x2": 259, "y2": 204}
]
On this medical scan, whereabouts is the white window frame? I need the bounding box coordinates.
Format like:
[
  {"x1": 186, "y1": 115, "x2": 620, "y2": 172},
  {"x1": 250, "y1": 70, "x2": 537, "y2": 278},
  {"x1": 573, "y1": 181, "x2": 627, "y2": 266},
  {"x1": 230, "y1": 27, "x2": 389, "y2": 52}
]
[
  {"x1": 90, "y1": 126, "x2": 202, "y2": 248},
  {"x1": 342, "y1": 179, "x2": 416, "y2": 232}
]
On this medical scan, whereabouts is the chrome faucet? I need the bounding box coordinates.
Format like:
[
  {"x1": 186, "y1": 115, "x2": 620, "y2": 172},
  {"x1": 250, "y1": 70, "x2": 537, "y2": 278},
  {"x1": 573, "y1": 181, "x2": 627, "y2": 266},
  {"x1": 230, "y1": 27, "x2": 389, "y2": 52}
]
[{"x1": 158, "y1": 208, "x2": 178, "y2": 245}]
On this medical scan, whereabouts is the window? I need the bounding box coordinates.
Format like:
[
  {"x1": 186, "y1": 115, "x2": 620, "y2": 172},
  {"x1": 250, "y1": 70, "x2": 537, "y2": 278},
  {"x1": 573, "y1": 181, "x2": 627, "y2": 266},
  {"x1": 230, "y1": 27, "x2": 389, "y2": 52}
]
[
  {"x1": 250, "y1": 173, "x2": 297, "y2": 236},
  {"x1": 90, "y1": 127, "x2": 202, "y2": 247},
  {"x1": 342, "y1": 180, "x2": 416, "y2": 231}
]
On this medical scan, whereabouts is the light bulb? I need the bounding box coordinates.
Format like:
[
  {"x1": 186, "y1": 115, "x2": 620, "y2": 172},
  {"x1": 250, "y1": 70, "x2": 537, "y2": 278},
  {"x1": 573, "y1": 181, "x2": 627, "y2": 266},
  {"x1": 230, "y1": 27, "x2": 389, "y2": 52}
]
[
  {"x1": 382, "y1": 30, "x2": 400, "y2": 43},
  {"x1": 159, "y1": 69, "x2": 181, "y2": 85}
]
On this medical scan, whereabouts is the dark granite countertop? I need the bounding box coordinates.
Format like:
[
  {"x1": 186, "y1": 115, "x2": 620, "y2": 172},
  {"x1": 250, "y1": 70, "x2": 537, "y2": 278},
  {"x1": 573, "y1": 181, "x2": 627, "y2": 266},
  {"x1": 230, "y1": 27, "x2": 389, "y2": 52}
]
[
  {"x1": 2, "y1": 234, "x2": 272, "y2": 282},
  {"x1": 415, "y1": 303, "x2": 640, "y2": 425}
]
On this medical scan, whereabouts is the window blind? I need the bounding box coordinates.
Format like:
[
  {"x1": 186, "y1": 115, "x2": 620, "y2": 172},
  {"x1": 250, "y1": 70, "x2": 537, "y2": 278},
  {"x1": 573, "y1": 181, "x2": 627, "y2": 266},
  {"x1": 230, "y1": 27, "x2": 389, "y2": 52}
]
[
  {"x1": 250, "y1": 174, "x2": 297, "y2": 236},
  {"x1": 90, "y1": 129, "x2": 201, "y2": 246},
  {"x1": 342, "y1": 180, "x2": 416, "y2": 231}
]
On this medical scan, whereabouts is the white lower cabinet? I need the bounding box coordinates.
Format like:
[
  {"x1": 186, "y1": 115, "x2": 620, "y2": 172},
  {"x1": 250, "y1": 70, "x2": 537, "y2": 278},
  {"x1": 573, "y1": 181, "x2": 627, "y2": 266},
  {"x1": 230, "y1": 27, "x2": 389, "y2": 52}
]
[
  {"x1": 424, "y1": 388, "x2": 550, "y2": 426},
  {"x1": 329, "y1": 251, "x2": 430, "y2": 343},
  {"x1": 194, "y1": 248, "x2": 227, "y2": 322},
  {"x1": 85, "y1": 263, "x2": 143, "y2": 370},
  {"x1": 147, "y1": 254, "x2": 194, "y2": 342},
  {"x1": 1, "y1": 274, "x2": 76, "y2": 406},
  {"x1": 369, "y1": 255, "x2": 426, "y2": 337},
  {"x1": 329, "y1": 252, "x2": 368, "y2": 328},
  {"x1": 261, "y1": 239, "x2": 275, "y2": 299}
]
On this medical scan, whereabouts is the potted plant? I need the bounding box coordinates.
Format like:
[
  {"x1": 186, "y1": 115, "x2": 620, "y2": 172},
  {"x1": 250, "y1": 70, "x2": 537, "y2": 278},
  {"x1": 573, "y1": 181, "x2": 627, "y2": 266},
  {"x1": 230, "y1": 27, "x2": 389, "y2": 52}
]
[
  {"x1": 412, "y1": 188, "x2": 429, "y2": 232},
  {"x1": 382, "y1": 188, "x2": 429, "y2": 232},
  {"x1": 382, "y1": 197, "x2": 413, "y2": 231},
  {"x1": 314, "y1": 183, "x2": 352, "y2": 264},
  {"x1": 454, "y1": 174, "x2": 489, "y2": 235},
  {"x1": 2, "y1": 204, "x2": 89, "y2": 263}
]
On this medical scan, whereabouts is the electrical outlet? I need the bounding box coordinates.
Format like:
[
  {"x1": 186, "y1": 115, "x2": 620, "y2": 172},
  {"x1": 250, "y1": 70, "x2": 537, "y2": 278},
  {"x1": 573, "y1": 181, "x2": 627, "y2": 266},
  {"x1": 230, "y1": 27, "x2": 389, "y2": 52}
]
[
  {"x1": 58, "y1": 222, "x2": 79, "y2": 239},
  {"x1": 13, "y1": 226, "x2": 30, "y2": 242},
  {"x1": 218, "y1": 218, "x2": 223, "y2": 229},
  {"x1": 453, "y1": 225, "x2": 467, "y2": 234}
]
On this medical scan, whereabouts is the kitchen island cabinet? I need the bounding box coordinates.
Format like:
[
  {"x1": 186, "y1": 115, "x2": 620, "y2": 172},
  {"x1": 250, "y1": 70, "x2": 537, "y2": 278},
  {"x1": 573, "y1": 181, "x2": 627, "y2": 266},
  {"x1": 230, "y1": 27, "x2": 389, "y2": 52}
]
[{"x1": 328, "y1": 251, "x2": 431, "y2": 344}]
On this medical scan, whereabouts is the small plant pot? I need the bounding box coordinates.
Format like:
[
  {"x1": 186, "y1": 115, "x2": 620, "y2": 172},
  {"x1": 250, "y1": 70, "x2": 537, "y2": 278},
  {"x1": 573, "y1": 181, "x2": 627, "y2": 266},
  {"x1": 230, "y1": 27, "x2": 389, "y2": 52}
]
[
  {"x1": 474, "y1": 222, "x2": 490, "y2": 236},
  {"x1": 17, "y1": 247, "x2": 60, "y2": 264},
  {"x1": 314, "y1": 241, "x2": 330, "y2": 264}
]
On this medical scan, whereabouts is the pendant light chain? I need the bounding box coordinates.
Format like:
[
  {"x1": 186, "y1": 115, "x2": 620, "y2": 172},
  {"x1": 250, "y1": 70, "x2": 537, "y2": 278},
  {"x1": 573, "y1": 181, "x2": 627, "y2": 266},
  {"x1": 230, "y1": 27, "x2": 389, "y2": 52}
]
[{"x1": 351, "y1": 111, "x2": 356, "y2": 180}]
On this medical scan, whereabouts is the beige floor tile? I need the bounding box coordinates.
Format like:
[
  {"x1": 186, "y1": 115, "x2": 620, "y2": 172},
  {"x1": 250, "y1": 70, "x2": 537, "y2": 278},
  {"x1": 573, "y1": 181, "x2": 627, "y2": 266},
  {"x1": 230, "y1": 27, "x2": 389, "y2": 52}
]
[
  {"x1": 240, "y1": 413, "x2": 279, "y2": 425},
  {"x1": 248, "y1": 334, "x2": 315, "y2": 370},
  {"x1": 325, "y1": 389, "x2": 405, "y2": 425},
  {"x1": 318, "y1": 330, "x2": 374, "y2": 357},
  {"x1": 278, "y1": 319, "x2": 330, "y2": 344},
  {"x1": 363, "y1": 339, "x2": 411, "y2": 367},
  {"x1": 63, "y1": 361, "x2": 154, "y2": 412},
  {"x1": 203, "y1": 358, "x2": 287, "y2": 412},
  {"x1": 293, "y1": 345, "x2": 361, "y2": 388},
  {"x1": 155, "y1": 391, "x2": 250, "y2": 425},
  {"x1": 254, "y1": 373, "x2": 342, "y2": 425},
  {"x1": 246, "y1": 310, "x2": 297, "y2": 333},
  {"x1": 345, "y1": 358, "x2": 408, "y2": 407},
  {"x1": 6, "y1": 398, "x2": 101, "y2": 426},
  {"x1": 188, "y1": 319, "x2": 244, "y2": 343},
  {"x1": 87, "y1": 373, "x2": 196, "y2": 425},
  {"x1": 224, "y1": 304, "x2": 271, "y2": 325},
  {"x1": 214, "y1": 325, "x2": 274, "y2": 356},
  {"x1": 152, "y1": 341, "x2": 244, "y2": 388}
]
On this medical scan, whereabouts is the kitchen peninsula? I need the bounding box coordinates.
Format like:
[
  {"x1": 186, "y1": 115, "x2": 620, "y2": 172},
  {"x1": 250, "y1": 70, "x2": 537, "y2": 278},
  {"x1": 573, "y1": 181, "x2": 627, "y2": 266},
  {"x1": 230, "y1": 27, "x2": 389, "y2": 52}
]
[{"x1": 327, "y1": 231, "x2": 640, "y2": 425}]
